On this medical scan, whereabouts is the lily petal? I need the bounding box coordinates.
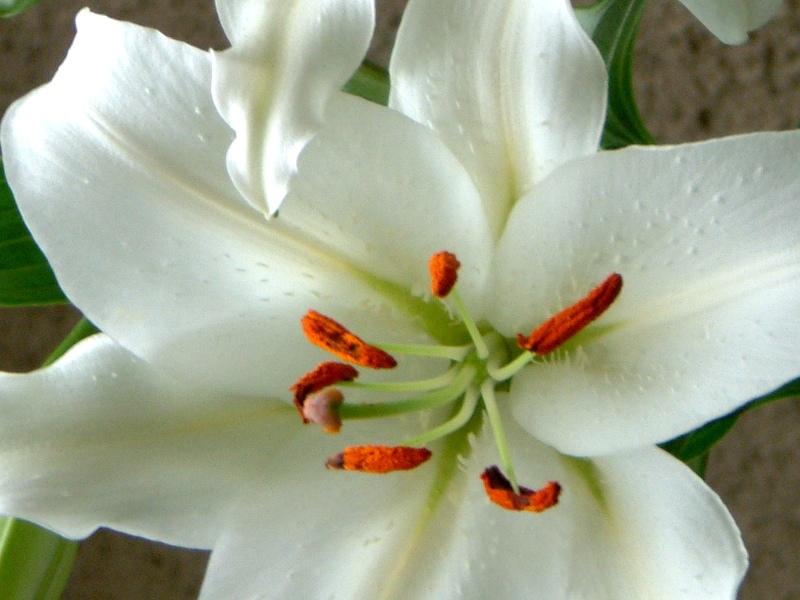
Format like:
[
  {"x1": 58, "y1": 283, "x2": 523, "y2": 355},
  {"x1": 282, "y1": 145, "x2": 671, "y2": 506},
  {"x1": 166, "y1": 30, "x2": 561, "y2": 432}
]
[
  {"x1": 199, "y1": 414, "x2": 746, "y2": 599},
  {"x1": 678, "y1": 0, "x2": 784, "y2": 45},
  {"x1": 283, "y1": 93, "x2": 493, "y2": 316},
  {"x1": 0, "y1": 12, "x2": 434, "y2": 399},
  {"x1": 493, "y1": 133, "x2": 800, "y2": 455},
  {"x1": 211, "y1": 0, "x2": 374, "y2": 214},
  {"x1": 0, "y1": 334, "x2": 297, "y2": 549},
  {"x1": 389, "y1": 0, "x2": 606, "y2": 235}
]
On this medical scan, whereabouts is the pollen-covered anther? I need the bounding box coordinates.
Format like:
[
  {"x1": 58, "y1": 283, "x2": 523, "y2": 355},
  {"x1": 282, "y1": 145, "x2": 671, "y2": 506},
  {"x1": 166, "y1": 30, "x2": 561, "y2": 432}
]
[
  {"x1": 480, "y1": 466, "x2": 561, "y2": 513},
  {"x1": 301, "y1": 310, "x2": 397, "y2": 369},
  {"x1": 517, "y1": 273, "x2": 623, "y2": 355},
  {"x1": 290, "y1": 361, "x2": 358, "y2": 422},
  {"x1": 429, "y1": 251, "x2": 461, "y2": 298},
  {"x1": 302, "y1": 388, "x2": 344, "y2": 433},
  {"x1": 326, "y1": 445, "x2": 432, "y2": 473}
]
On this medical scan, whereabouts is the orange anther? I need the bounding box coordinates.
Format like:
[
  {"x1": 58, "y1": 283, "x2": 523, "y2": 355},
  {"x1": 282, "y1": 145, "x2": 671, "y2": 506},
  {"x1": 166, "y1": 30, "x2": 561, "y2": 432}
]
[
  {"x1": 326, "y1": 445, "x2": 432, "y2": 473},
  {"x1": 480, "y1": 466, "x2": 561, "y2": 513},
  {"x1": 517, "y1": 273, "x2": 622, "y2": 355},
  {"x1": 429, "y1": 251, "x2": 461, "y2": 298},
  {"x1": 302, "y1": 388, "x2": 344, "y2": 433},
  {"x1": 301, "y1": 310, "x2": 397, "y2": 369},
  {"x1": 290, "y1": 361, "x2": 358, "y2": 421}
]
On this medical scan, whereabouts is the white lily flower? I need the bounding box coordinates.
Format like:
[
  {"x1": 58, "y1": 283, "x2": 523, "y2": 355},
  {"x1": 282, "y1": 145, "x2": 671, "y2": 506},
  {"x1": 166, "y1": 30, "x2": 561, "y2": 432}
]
[
  {"x1": 678, "y1": 0, "x2": 783, "y2": 44},
  {"x1": 1, "y1": 0, "x2": 799, "y2": 596}
]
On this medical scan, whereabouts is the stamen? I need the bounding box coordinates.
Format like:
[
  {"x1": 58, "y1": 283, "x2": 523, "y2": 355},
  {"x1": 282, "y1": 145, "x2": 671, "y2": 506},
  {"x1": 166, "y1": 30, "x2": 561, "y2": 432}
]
[
  {"x1": 429, "y1": 251, "x2": 460, "y2": 298},
  {"x1": 301, "y1": 310, "x2": 397, "y2": 369},
  {"x1": 487, "y1": 349, "x2": 533, "y2": 382},
  {"x1": 480, "y1": 380, "x2": 520, "y2": 492},
  {"x1": 517, "y1": 273, "x2": 623, "y2": 355},
  {"x1": 338, "y1": 364, "x2": 477, "y2": 420},
  {"x1": 404, "y1": 384, "x2": 481, "y2": 447},
  {"x1": 374, "y1": 342, "x2": 472, "y2": 362},
  {"x1": 302, "y1": 389, "x2": 344, "y2": 433},
  {"x1": 341, "y1": 366, "x2": 458, "y2": 393},
  {"x1": 451, "y1": 289, "x2": 489, "y2": 359},
  {"x1": 290, "y1": 361, "x2": 358, "y2": 421},
  {"x1": 326, "y1": 445, "x2": 432, "y2": 473},
  {"x1": 480, "y1": 466, "x2": 561, "y2": 513}
]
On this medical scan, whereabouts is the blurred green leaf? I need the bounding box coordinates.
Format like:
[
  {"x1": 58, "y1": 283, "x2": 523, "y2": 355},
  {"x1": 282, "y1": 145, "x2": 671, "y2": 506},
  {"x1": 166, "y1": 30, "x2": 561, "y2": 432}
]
[
  {"x1": 0, "y1": 0, "x2": 40, "y2": 18},
  {"x1": 589, "y1": 0, "x2": 655, "y2": 149},
  {"x1": 343, "y1": 61, "x2": 390, "y2": 106},
  {"x1": 661, "y1": 375, "x2": 800, "y2": 470},
  {"x1": 0, "y1": 519, "x2": 78, "y2": 600},
  {"x1": 0, "y1": 159, "x2": 68, "y2": 306}
]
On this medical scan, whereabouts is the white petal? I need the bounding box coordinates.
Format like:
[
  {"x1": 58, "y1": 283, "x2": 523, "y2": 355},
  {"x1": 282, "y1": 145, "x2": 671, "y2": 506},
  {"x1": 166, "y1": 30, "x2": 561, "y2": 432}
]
[
  {"x1": 471, "y1": 418, "x2": 747, "y2": 600},
  {"x1": 0, "y1": 334, "x2": 298, "y2": 548},
  {"x1": 199, "y1": 413, "x2": 745, "y2": 599},
  {"x1": 0, "y1": 12, "x2": 436, "y2": 399},
  {"x1": 389, "y1": 0, "x2": 606, "y2": 235},
  {"x1": 211, "y1": 0, "x2": 374, "y2": 214},
  {"x1": 679, "y1": 0, "x2": 783, "y2": 44},
  {"x1": 494, "y1": 132, "x2": 800, "y2": 455},
  {"x1": 283, "y1": 93, "x2": 493, "y2": 318}
]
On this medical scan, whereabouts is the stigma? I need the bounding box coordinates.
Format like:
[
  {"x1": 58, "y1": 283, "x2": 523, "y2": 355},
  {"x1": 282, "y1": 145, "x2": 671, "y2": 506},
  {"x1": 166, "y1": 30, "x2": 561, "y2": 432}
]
[{"x1": 290, "y1": 251, "x2": 623, "y2": 511}]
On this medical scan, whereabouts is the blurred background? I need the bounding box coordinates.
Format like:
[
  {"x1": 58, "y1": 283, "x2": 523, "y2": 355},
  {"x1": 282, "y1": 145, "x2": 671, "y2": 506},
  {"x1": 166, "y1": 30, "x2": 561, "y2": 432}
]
[{"x1": 0, "y1": 0, "x2": 798, "y2": 597}]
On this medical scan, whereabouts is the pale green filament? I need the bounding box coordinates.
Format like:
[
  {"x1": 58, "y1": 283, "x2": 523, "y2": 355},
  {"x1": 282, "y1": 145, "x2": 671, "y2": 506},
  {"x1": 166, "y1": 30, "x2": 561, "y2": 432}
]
[
  {"x1": 404, "y1": 384, "x2": 481, "y2": 447},
  {"x1": 375, "y1": 342, "x2": 472, "y2": 361},
  {"x1": 480, "y1": 379, "x2": 519, "y2": 493},
  {"x1": 338, "y1": 364, "x2": 477, "y2": 420},
  {"x1": 487, "y1": 349, "x2": 534, "y2": 382},
  {"x1": 450, "y1": 289, "x2": 489, "y2": 359},
  {"x1": 341, "y1": 366, "x2": 459, "y2": 392}
]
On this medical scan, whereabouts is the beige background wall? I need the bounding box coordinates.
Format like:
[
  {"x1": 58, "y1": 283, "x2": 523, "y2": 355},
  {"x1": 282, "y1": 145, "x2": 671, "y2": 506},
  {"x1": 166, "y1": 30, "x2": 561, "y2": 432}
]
[{"x1": 0, "y1": 0, "x2": 798, "y2": 598}]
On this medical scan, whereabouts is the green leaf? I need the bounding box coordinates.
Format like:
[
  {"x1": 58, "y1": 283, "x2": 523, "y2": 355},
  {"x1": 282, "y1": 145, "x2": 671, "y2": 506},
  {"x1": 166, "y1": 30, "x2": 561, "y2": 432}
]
[
  {"x1": 342, "y1": 61, "x2": 390, "y2": 106},
  {"x1": 588, "y1": 0, "x2": 655, "y2": 149},
  {"x1": 0, "y1": 0, "x2": 40, "y2": 17},
  {"x1": 0, "y1": 159, "x2": 68, "y2": 306},
  {"x1": 661, "y1": 375, "x2": 800, "y2": 469},
  {"x1": 0, "y1": 318, "x2": 97, "y2": 600},
  {"x1": 0, "y1": 519, "x2": 78, "y2": 600}
]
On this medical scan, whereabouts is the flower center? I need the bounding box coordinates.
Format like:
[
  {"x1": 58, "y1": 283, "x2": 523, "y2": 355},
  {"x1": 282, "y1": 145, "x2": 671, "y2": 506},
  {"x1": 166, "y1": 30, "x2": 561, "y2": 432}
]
[{"x1": 290, "y1": 252, "x2": 622, "y2": 512}]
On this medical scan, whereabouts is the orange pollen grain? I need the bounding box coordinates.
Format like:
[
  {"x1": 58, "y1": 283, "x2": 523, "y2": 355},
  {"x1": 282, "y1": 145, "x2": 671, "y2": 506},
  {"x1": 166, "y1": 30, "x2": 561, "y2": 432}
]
[
  {"x1": 290, "y1": 361, "x2": 359, "y2": 422},
  {"x1": 301, "y1": 310, "x2": 397, "y2": 369},
  {"x1": 517, "y1": 273, "x2": 623, "y2": 355},
  {"x1": 429, "y1": 251, "x2": 461, "y2": 298},
  {"x1": 480, "y1": 466, "x2": 561, "y2": 513},
  {"x1": 326, "y1": 445, "x2": 432, "y2": 473}
]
